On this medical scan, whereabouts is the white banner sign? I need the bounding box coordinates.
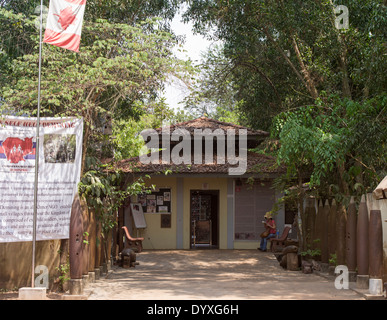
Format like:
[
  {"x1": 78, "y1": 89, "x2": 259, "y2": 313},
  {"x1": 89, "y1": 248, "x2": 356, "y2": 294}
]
[{"x1": 0, "y1": 116, "x2": 83, "y2": 242}]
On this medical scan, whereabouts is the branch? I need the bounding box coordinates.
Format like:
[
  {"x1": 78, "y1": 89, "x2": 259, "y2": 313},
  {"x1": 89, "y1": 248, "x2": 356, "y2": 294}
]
[
  {"x1": 259, "y1": 26, "x2": 309, "y2": 93},
  {"x1": 328, "y1": 0, "x2": 352, "y2": 99},
  {"x1": 234, "y1": 59, "x2": 282, "y2": 106},
  {"x1": 348, "y1": 154, "x2": 377, "y2": 173},
  {"x1": 291, "y1": 37, "x2": 319, "y2": 100}
]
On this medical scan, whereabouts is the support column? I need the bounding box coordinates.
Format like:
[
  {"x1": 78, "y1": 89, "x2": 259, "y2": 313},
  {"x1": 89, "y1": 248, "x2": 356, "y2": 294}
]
[
  {"x1": 176, "y1": 178, "x2": 184, "y2": 249},
  {"x1": 227, "y1": 179, "x2": 234, "y2": 249}
]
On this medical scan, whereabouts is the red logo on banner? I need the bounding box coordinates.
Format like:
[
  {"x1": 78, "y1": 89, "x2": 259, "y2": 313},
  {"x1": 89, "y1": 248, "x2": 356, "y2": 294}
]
[{"x1": 2, "y1": 137, "x2": 34, "y2": 164}]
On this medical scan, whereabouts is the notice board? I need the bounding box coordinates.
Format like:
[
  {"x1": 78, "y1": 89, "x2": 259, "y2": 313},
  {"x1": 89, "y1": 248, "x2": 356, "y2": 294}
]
[{"x1": 137, "y1": 188, "x2": 171, "y2": 214}]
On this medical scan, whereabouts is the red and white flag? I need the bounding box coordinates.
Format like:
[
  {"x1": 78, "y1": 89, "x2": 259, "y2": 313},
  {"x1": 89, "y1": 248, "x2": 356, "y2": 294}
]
[{"x1": 43, "y1": 0, "x2": 86, "y2": 52}]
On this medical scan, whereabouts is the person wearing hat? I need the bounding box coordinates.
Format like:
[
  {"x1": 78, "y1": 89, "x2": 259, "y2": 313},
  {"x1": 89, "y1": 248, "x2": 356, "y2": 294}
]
[{"x1": 258, "y1": 212, "x2": 276, "y2": 252}]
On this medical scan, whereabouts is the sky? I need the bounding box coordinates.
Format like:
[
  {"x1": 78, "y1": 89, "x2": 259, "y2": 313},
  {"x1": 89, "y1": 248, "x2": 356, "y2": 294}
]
[{"x1": 163, "y1": 12, "x2": 215, "y2": 112}]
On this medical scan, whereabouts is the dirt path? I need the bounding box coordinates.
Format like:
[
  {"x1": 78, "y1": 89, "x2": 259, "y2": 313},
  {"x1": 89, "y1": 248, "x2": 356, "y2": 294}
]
[{"x1": 86, "y1": 250, "x2": 364, "y2": 300}]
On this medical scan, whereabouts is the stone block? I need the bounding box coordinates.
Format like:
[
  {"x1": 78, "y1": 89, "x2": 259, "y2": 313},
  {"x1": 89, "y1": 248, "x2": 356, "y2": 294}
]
[
  {"x1": 69, "y1": 279, "x2": 83, "y2": 295},
  {"x1": 356, "y1": 275, "x2": 369, "y2": 289},
  {"x1": 369, "y1": 278, "x2": 383, "y2": 295},
  {"x1": 18, "y1": 287, "x2": 46, "y2": 300}
]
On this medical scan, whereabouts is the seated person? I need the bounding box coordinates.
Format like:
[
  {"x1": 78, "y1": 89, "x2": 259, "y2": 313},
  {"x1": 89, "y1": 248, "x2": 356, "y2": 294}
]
[{"x1": 258, "y1": 213, "x2": 276, "y2": 252}]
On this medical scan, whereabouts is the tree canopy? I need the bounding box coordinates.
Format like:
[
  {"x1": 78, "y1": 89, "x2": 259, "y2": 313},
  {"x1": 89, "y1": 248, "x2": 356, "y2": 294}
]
[
  {"x1": 182, "y1": 0, "x2": 386, "y2": 198},
  {"x1": 1, "y1": 0, "x2": 386, "y2": 200},
  {"x1": 0, "y1": 2, "x2": 194, "y2": 171}
]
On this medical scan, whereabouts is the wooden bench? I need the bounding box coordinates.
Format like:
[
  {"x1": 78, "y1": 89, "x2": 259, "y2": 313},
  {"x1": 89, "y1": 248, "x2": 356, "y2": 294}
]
[
  {"x1": 269, "y1": 226, "x2": 291, "y2": 252},
  {"x1": 122, "y1": 226, "x2": 144, "y2": 253}
]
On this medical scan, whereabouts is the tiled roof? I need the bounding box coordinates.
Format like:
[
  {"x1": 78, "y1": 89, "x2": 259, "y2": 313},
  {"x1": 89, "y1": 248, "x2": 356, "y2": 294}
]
[
  {"x1": 115, "y1": 151, "x2": 284, "y2": 175},
  {"x1": 114, "y1": 117, "x2": 281, "y2": 175},
  {"x1": 152, "y1": 117, "x2": 269, "y2": 137}
]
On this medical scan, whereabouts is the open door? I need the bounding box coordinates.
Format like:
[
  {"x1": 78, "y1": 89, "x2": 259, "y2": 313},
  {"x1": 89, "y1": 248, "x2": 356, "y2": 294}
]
[{"x1": 190, "y1": 190, "x2": 219, "y2": 249}]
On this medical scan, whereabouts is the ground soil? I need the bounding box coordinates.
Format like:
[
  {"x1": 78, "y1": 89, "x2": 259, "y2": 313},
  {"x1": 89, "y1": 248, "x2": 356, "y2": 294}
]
[{"x1": 1, "y1": 249, "x2": 369, "y2": 300}]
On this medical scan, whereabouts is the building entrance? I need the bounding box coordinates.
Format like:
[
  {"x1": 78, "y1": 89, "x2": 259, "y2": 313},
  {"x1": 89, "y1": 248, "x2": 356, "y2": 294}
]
[{"x1": 190, "y1": 190, "x2": 219, "y2": 249}]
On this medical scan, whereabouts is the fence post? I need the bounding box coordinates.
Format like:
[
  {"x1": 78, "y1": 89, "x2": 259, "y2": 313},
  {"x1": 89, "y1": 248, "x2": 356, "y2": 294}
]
[
  {"x1": 336, "y1": 203, "x2": 347, "y2": 266},
  {"x1": 356, "y1": 195, "x2": 369, "y2": 289},
  {"x1": 328, "y1": 199, "x2": 337, "y2": 265},
  {"x1": 369, "y1": 207, "x2": 383, "y2": 279},
  {"x1": 320, "y1": 199, "x2": 330, "y2": 265},
  {"x1": 346, "y1": 196, "x2": 357, "y2": 280}
]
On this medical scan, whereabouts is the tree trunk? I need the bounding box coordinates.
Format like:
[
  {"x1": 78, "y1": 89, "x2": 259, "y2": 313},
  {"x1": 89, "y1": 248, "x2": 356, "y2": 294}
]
[
  {"x1": 329, "y1": 0, "x2": 352, "y2": 99},
  {"x1": 291, "y1": 37, "x2": 319, "y2": 100},
  {"x1": 337, "y1": 159, "x2": 350, "y2": 196}
]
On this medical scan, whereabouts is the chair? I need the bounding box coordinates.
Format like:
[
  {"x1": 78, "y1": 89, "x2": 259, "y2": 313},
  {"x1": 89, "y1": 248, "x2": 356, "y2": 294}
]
[
  {"x1": 122, "y1": 226, "x2": 144, "y2": 253},
  {"x1": 269, "y1": 226, "x2": 291, "y2": 252}
]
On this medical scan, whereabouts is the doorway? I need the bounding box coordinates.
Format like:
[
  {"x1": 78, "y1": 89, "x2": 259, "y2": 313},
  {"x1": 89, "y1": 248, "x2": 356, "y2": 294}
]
[{"x1": 190, "y1": 190, "x2": 219, "y2": 249}]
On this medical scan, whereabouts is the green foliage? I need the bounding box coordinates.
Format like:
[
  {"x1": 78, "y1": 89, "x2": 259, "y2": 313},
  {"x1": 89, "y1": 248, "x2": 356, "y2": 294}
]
[
  {"x1": 112, "y1": 118, "x2": 148, "y2": 161},
  {"x1": 182, "y1": 43, "x2": 246, "y2": 124},
  {"x1": 300, "y1": 248, "x2": 321, "y2": 258},
  {"x1": 182, "y1": 0, "x2": 387, "y2": 127},
  {"x1": 84, "y1": 0, "x2": 180, "y2": 26},
  {"x1": 112, "y1": 97, "x2": 191, "y2": 161},
  {"x1": 272, "y1": 93, "x2": 386, "y2": 197},
  {"x1": 181, "y1": 0, "x2": 385, "y2": 249},
  {"x1": 78, "y1": 157, "x2": 153, "y2": 236},
  {"x1": 78, "y1": 156, "x2": 153, "y2": 263},
  {"x1": 0, "y1": 8, "x2": 194, "y2": 168},
  {"x1": 329, "y1": 253, "x2": 337, "y2": 266},
  {"x1": 55, "y1": 258, "x2": 70, "y2": 291},
  {"x1": 1, "y1": 16, "x2": 187, "y2": 117}
]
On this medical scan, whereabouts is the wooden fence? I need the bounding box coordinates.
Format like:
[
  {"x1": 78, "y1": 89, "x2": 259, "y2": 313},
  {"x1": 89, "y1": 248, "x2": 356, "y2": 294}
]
[{"x1": 302, "y1": 193, "x2": 387, "y2": 283}]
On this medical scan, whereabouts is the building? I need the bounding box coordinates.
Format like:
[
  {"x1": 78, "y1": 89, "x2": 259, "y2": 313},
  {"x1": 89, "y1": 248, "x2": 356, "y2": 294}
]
[{"x1": 115, "y1": 117, "x2": 289, "y2": 250}]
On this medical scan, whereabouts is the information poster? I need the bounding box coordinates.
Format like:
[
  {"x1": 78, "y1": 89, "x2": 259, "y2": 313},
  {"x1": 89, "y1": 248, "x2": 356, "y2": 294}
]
[
  {"x1": 137, "y1": 188, "x2": 171, "y2": 214},
  {"x1": 0, "y1": 116, "x2": 83, "y2": 242}
]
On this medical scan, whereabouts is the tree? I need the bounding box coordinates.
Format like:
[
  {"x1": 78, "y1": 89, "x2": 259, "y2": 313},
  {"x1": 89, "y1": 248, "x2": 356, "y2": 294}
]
[
  {"x1": 182, "y1": 0, "x2": 386, "y2": 187},
  {"x1": 0, "y1": 0, "x2": 183, "y2": 107},
  {"x1": 0, "y1": 4, "x2": 191, "y2": 288},
  {"x1": 78, "y1": 156, "x2": 154, "y2": 267},
  {"x1": 0, "y1": 12, "x2": 192, "y2": 173},
  {"x1": 182, "y1": 0, "x2": 386, "y2": 129},
  {"x1": 182, "y1": 0, "x2": 386, "y2": 251},
  {"x1": 182, "y1": 43, "x2": 246, "y2": 124}
]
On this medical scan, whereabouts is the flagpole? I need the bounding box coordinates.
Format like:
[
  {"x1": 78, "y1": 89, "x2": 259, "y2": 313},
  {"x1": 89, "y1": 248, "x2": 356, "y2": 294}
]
[{"x1": 32, "y1": 0, "x2": 44, "y2": 288}]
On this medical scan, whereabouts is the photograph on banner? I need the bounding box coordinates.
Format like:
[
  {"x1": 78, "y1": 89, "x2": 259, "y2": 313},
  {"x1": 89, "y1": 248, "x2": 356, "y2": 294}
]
[{"x1": 0, "y1": 116, "x2": 83, "y2": 243}]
